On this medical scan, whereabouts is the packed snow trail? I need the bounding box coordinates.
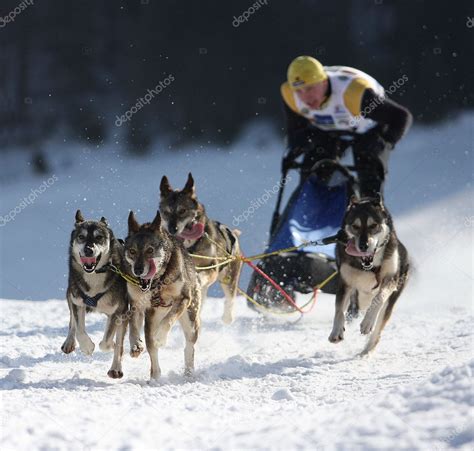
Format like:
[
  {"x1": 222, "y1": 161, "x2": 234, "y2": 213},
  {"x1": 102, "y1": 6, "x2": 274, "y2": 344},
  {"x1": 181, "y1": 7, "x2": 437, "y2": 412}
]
[
  {"x1": 1, "y1": 188, "x2": 473, "y2": 450},
  {"x1": 1, "y1": 293, "x2": 472, "y2": 450}
]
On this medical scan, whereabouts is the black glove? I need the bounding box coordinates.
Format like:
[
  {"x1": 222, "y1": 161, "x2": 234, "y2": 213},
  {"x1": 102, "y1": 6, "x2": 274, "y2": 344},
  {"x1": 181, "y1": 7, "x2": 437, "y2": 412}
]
[{"x1": 357, "y1": 130, "x2": 393, "y2": 154}]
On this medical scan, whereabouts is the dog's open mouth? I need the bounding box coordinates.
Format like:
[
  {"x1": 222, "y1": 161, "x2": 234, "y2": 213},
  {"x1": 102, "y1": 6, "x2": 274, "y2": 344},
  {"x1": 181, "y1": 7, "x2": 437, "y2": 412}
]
[
  {"x1": 139, "y1": 278, "x2": 152, "y2": 292},
  {"x1": 80, "y1": 254, "x2": 101, "y2": 273},
  {"x1": 345, "y1": 240, "x2": 374, "y2": 259},
  {"x1": 360, "y1": 255, "x2": 374, "y2": 269},
  {"x1": 138, "y1": 258, "x2": 158, "y2": 292},
  {"x1": 178, "y1": 222, "x2": 205, "y2": 241},
  {"x1": 345, "y1": 240, "x2": 376, "y2": 270}
]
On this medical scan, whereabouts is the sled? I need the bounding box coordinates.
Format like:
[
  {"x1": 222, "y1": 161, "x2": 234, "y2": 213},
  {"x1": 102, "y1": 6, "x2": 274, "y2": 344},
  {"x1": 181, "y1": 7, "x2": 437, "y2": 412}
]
[{"x1": 246, "y1": 159, "x2": 357, "y2": 311}]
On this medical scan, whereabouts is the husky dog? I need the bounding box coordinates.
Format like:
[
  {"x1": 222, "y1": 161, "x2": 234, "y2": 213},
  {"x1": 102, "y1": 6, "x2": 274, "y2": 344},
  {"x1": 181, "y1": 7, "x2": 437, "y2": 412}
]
[
  {"x1": 123, "y1": 210, "x2": 201, "y2": 380},
  {"x1": 328, "y1": 195, "x2": 409, "y2": 355},
  {"x1": 61, "y1": 210, "x2": 128, "y2": 378},
  {"x1": 160, "y1": 173, "x2": 242, "y2": 324}
]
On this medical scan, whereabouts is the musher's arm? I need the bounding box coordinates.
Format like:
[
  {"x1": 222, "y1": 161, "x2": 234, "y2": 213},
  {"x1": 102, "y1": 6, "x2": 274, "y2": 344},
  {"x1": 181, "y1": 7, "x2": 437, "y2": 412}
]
[
  {"x1": 280, "y1": 82, "x2": 321, "y2": 169},
  {"x1": 282, "y1": 103, "x2": 318, "y2": 151},
  {"x1": 361, "y1": 90, "x2": 412, "y2": 146},
  {"x1": 344, "y1": 78, "x2": 413, "y2": 147}
]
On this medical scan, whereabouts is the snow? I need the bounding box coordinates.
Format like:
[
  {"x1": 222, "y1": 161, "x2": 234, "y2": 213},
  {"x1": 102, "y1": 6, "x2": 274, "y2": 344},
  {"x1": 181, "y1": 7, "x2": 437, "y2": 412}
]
[{"x1": 0, "y1": 114, "x2": 473, "y2": 449}]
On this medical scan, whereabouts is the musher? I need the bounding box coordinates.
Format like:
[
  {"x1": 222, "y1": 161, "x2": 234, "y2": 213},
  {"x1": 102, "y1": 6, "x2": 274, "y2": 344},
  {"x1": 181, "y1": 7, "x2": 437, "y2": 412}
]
[{"x1": 280, "y1": 56, "x2": 412, "y2": 197}]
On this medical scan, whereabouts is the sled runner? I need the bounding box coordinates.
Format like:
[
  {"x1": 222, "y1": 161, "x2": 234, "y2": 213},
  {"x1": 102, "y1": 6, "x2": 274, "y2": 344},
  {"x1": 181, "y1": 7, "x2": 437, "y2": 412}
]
[{"x1": 246, "y1": 159, "x2": 357, "y2": 311}]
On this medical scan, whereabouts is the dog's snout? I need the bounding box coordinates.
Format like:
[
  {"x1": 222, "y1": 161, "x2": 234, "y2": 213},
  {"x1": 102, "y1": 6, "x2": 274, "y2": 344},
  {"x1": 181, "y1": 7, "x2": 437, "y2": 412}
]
[
  {"x1": 134, "y1": 264, "x2": 144, "y2": 277},
  {"x1": 84, "y1": 246, "x2": 94, "y2": 257},
  {"x1": 358, "y1": 239, "x2": 369, "y2": 252},
  {"x1": 168, "y1": 223, "x2": 178, "y2": 235}
]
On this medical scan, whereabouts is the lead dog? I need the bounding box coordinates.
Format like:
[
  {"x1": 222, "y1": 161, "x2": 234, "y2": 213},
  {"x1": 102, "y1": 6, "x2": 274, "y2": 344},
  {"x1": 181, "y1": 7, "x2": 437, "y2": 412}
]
[
  {"x1": 160, "y1": 173, "x2": 242, "y2": 324},
  {"x1": 328, "y1": 196, "x2": 409, "y2": 355},
  {"x1": 123, "y1": 210, "x2": 201, "y2": 380},
  {"x1": 61, "y1": 210, "x2": 128, "y2": 378}
]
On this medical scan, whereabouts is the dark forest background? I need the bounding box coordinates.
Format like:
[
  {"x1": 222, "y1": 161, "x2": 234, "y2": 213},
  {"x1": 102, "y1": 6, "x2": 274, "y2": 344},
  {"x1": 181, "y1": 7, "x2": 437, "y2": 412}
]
[{"x1": 0, "y1": 0, "x2": 472, "y2": 157}]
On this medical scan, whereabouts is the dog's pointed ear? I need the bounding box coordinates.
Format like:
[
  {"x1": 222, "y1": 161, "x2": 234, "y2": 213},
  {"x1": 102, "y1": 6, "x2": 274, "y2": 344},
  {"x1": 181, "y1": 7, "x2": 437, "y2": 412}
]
[
  {"x1": 128, "y1": 211, "x2": 140, "y2": 234},
  {"x1": 183, "y1": 172, "x2": 195, "y2": 198},
  {"x1": 372, "y1": 193, "x2": 384, "y2": 209},
  {"x1": 346, "y1": 195, "x2": 358, "y2": 210},
  {"x1": 350, "y1": 195, "x2": 359, "y2": 204},
  {"x1": 160, "y1": 176, "x2": 172, "y2": 196},
  {"x1": 100, "y1": 216, "x2": 108, "y2": 226},
  {"x1": 75, "y1": 210, "x2": 84, "y2": 224},
  {"x1": 150, "y1": 210, "x2": 162, "y2": 232}
]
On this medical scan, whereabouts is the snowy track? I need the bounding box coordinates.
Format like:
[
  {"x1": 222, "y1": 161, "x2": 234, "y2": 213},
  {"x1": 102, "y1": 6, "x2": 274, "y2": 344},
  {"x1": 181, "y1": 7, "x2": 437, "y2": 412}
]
[{"x1": 1, "y1": 292, "x2": 473, "y2": 450}]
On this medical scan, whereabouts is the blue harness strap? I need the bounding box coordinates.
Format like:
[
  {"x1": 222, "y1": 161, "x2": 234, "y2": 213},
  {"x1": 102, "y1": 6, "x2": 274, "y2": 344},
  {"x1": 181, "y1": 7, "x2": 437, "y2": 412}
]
[{"x1": 80, "y1": 290, "x2": 106, "y2": 308}]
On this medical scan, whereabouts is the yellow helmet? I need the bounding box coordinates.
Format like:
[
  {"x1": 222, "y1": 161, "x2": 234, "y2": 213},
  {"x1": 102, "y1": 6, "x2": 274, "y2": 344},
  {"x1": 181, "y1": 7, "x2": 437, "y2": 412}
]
[{"x1": 287, "y1": 56, "x2": 327, "y2": 90}]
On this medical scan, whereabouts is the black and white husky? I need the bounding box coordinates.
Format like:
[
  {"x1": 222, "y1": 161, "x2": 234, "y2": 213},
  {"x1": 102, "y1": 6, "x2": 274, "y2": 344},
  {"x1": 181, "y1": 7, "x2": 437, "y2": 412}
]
[
  {"x1": 328, "y1": 196, "x2": 409, "y2": 355},
  {"x1": 61, "y1": 210, "x2": 129, "y2": 378}
]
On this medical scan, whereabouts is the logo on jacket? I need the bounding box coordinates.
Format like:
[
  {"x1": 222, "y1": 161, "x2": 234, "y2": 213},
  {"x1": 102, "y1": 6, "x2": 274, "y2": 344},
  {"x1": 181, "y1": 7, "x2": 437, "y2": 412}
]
[{"x1": 313, "y1": 114, "x2": 335, "y2": 125}]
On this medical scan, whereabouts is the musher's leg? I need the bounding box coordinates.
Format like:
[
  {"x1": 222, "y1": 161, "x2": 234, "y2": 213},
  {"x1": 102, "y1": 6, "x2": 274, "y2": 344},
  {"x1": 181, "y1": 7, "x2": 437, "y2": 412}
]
[{"x1": 352, "y1": 136, "x2": 391, "y2": 198}]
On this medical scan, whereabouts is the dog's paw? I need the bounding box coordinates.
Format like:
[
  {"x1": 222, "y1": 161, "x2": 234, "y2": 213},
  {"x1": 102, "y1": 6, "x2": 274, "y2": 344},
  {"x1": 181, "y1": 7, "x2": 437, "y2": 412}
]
[
  {"x1": 78, "y1": 335, "x2": 95, "y2": 356},
  {"x1": 99, "y1": 340, "x2": 115, "y2": 352},
  {"x1": 360, "y1": 317, "x2": 375, "y2": 335},
  {"x1": 107, "y1": 369, "x2": 123, "y2": 379},
  {"x1": 130, "y1": 340, "x2": 144, "y2": 358},
  {"x1": 328, "y1": 327, "x2": 345, "y2": 343},
  {"x1": 61, "y1": 338, "x2": 76, "y2": 354},
  {"x1": 222, "y1": 312, "x2": 234, "y2": 325},
  {"x1": 149, "y1": 369, "x2": 162, "y2": 381},
  {"x1": 184, "y1": 368, "x2": 195, "y2": 379}
]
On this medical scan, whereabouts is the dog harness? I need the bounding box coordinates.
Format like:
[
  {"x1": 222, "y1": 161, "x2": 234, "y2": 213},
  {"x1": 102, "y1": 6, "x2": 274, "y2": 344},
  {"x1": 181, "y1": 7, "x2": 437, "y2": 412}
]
[
  {"x1": 78, "y1": 289, "x2": 106, "y2": 308},
  {"x1": 214, "y1": 221, "x2": 238, "y2": 256}
]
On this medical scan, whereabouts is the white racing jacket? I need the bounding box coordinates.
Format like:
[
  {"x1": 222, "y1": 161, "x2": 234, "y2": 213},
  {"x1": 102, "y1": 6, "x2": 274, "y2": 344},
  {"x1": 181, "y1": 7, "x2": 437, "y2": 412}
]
[{"x1": 281, "y1": 66, "x2": 385, "y2": 134}]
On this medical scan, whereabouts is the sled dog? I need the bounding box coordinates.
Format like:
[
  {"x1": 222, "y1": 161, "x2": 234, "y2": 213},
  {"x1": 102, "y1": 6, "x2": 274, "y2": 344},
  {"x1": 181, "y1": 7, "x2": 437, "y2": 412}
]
[
  {"x1": 160, "y1": 173, "x2": 242, "y2": 324},
  {"x1": 62, "y1": 210, "x2": 128, "y2": 379},
  {"x1": 123, "y1": 210, "x2": 201, "y2": 380},
  {"x1": 329, "y1": 195, "x2": 409, "y2": 354}
]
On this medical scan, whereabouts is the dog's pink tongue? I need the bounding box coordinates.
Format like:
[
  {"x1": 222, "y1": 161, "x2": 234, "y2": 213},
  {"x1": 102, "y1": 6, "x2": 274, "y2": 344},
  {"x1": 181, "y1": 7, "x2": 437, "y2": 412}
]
[
  {"x1": 178, "y1": 222, "x2": 205, "y2": 241},
  {"x1": 345, "y1": 240, "x2": 373, "y2": 257},
  {"x1": 142, "y1": 258, "x2": 157, "y2": 280},
  {"x1": 80, "y1": 256, "x2": 96, "y2": 264}
]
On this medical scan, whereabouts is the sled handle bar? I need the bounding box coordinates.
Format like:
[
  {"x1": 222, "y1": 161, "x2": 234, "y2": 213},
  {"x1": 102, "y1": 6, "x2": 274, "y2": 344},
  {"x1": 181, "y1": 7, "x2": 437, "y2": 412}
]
[{"x1": 309, "y1": 159, "x2": 357, "y2": 181}]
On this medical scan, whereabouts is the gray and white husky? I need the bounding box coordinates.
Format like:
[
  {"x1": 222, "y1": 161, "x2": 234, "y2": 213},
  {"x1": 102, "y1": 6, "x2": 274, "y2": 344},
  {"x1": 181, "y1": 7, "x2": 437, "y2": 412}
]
[
  {"x1": 123, "y1": 210, "x2": 201, "y2": 380},
  {"x1": 61, "y1": 210, "x2": 128, "y2": 378},
  {"x1": 160, "y1": 173, "x2": 242, "y2": 324},
  {"x1": 328, "y1": 195, "x2": 409, "y2": 355}
]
